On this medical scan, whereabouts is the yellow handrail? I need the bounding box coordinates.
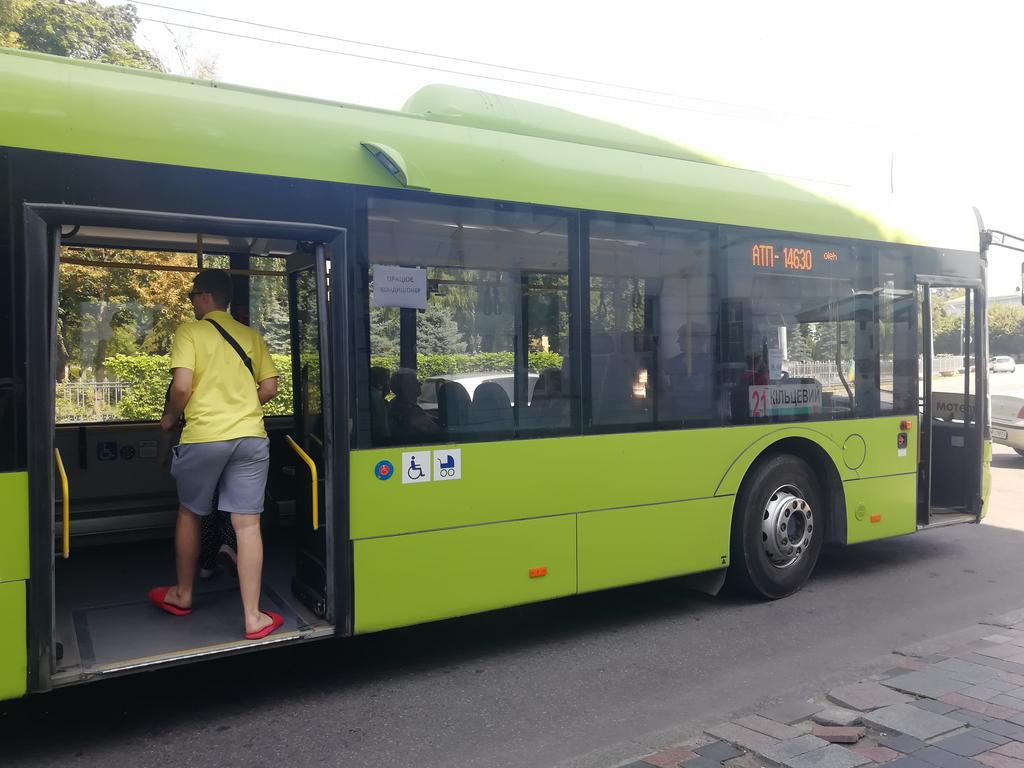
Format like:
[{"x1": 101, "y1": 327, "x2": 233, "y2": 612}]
[
  {"x1": 285, "y1": 435, "x2": 319, "y2": 531},
  {"x1": 54, "y1": 448, "x2": 69, "y2": 559}
]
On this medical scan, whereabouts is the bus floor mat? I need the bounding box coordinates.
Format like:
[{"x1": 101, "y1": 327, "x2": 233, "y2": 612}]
[{"x1": 71, "y1": 583, "x2": 297, "y2": 668}]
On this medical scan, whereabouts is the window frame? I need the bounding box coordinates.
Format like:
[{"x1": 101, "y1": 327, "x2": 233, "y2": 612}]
[
  {"x1": 581, "y1": 210, "x2": 720, "y2": 436},
  {"x1": 350, "y1": 189, "x2": 932, "y2": 448},
  {"x1": 719, "y1": 224, "x2": 919, "y2": 423},
  {"x1": 53, "y1": 247, "x2": 296, "y2": 427},
  {"x1": 352, "y1": 187, "x2": 582, "y2": 450}
]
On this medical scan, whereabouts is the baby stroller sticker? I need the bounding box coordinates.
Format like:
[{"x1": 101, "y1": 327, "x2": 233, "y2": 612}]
[
  {"x1": 401, "y1": 451, "x2": 432, "y2": 484},
  {"x1": 433, "y1": 449, "x2": 461, "y2": 481}
]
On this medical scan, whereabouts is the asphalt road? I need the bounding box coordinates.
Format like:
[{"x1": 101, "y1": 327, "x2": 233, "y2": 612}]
[
  {"x1": 4, "y1": 448, "x2": 1024, "y2": 768},
  {"x1": 986, "y1": 365, "x2": 1024, "y2": 395}
]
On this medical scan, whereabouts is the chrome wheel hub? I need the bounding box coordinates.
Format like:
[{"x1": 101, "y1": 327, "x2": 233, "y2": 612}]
[{"x1": 761, "y1": 485, "x2": 813, "y2": 569}]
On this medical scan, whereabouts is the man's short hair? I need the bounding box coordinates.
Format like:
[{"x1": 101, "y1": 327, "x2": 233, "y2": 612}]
[{"x1": 193, "y1": 268, "x2": 233, "y2": 309}]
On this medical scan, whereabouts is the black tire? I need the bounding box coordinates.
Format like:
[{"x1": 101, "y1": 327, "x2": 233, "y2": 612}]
[{"x1": 728, "y1": 453, "x2": 824, "y2": 599}]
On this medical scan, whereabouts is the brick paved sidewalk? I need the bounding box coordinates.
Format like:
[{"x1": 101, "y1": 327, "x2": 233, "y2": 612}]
[{"x1": 620, "y1": 609, "x2": 1024, "y2": 768}]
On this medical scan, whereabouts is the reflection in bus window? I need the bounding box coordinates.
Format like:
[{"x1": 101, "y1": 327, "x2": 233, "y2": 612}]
[
  {"x1": 56, "y1": 248, "x2": 194, "y2": 423},
  {"x1": 877, "y1": 248, "x2": 916, "y2": 414},
  {"x1": 249, "y1": 256, "x2": 294, "y2": 418},
  {"x1": 588, "y1": 216, "x2": 716, "y2": 430},
  {"x1": 362, "y1": 197, "x2": 573, "y2": 447},
  {"x1": 723, "y1": 233, "x2": 916, "y2": 423},
  {"x1": 724, "y1": 235, "x2": 857, "y2": 423},
  {"x1": 55, "y1": 248, "x2": 294, "y2": 424}
]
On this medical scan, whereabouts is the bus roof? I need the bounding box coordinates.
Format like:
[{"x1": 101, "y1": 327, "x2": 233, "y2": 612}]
[{"x1": 0, "y1": 48, "x2": 979, "y2": 252}]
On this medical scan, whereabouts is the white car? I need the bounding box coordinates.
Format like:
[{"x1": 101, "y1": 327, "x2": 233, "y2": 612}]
[
  {"x1": 990, "y1": 355, "x2": 1016, "y2": 373},
  {"x1": 991, "y1": 388, "x2": 1024, "y2": 456}
]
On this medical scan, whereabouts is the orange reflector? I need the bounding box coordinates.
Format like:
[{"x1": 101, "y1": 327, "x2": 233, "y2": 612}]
[
  {"x1": 529, "y1": 567, "x2": 547, "y2": 578},
  {"x1": 870, "y1": 514, "x2": 882, "y2": 523},
  {"x1": 900, "y1": 420, "x2": 913, "y2": 430}
]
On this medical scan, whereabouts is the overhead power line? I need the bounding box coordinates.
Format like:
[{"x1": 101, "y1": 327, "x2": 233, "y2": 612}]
[
  {"x1": 132, "y1": 0, "x2": 755, "y2": 113},
  {"x1": 137, "y1": 15, "x2": 746, "y2": 119},
  {"x1": 133, "y1": 3, "x2": 891, "y2": 137}
]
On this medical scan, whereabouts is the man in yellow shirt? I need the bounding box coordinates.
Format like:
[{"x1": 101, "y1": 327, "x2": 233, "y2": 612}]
[{"x1": 150, "y1": 268, "x2": 282, "y2": 640}]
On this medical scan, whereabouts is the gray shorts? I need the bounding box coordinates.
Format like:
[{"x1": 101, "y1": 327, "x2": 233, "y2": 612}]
[{"x1": 170, "y1": 437, "x2": 270, "y2": 516}]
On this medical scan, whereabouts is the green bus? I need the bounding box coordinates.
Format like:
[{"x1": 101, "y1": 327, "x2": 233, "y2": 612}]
[{"x1": 0, "y1": 48, "x2": 992, "y2": 701}]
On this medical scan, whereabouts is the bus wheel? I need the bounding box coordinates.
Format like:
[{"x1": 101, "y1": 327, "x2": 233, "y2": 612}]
[{"x1": 729, "y1": 454, "x2": 823, "y2": 599}]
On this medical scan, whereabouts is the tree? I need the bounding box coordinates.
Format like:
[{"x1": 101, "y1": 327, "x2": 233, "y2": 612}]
[
  {"x1": 165, "y1": 26, "x2": 218, "y2": 79},
  {"x1": 417, "y1": 302, "x2": 465, "y2": 354},
  {"x1": 369, "y1": 306, "x2": 400, "y2": 356},
  {"x1": 133, "y1": 255, "x2": 195, "y2": 353},
  {"x1": 2, "y1": 0, "x2": 163, "y2": 71},
  {"x1": 0, "y1": 0, "x2": 20, "y2": 47},
  {"x1": 785, "y1": 324, "x2": 810, "y2": 361},
  {"x1": 58, "y1": 249, "x2": 197, "y2": 380},
  {"x1": 811, "y1": 321, "x2": 836, "y2": 362},
  {"x1": 249, "y1": 271, "x2": 291, "y2": 354},
  {"x1": 931, "y1": 301, "x2": 963, "y2": 355},
  {"x1": 59, "y1": 251, "x2": 147, "y2": 379},
  {"x1": 988, "y1": 304, "x2": 1024, "y2": 359}
]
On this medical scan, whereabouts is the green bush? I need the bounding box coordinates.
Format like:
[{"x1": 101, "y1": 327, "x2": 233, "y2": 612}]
[
  {"x1": 105, "y1": 353, "x2": 295, "y2": 420},
  {"x1": 263, "y1": 354, "x2": 294, "y2": 416},
  {"x1": 101, "y1": 350, "x2": 557, "y2": 422},
  {"x1": 370, "y1": 351, "x2": 564, "y2": 379},
  {"x1": 55, "y1": 395, "x2": 99, "y2": 423},
  {"x1": 106, "y1": 354, "x2": 171, "y2": 421}
]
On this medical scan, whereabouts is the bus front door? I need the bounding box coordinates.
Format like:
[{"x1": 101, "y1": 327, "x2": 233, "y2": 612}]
[
  {"x1": 24, "y1": 206, "x2": 348, "y2": 689},
  {"x1": 287, "y1": 243, "x2": 344, "y2": 625},
  {"x1": 917, "y1": 282, "x2": 984, "y2": 526}
]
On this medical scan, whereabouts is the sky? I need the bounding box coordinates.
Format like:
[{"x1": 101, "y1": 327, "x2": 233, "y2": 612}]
[{"x1": 111, "y1": 0, "x2": 1024, "y2": 292}]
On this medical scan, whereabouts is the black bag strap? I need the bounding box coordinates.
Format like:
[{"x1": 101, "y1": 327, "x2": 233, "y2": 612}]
[{"x1": 205, "y1": 318, "x2": 256, "y2": 382}]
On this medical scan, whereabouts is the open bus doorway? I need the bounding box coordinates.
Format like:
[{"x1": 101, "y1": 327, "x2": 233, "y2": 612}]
[
  {"x1": 27, "y1": 209, "x2": 344, "y2": 688},
  {"x1": 917, "y1": 280, "x2": 984, "y2": 526}
]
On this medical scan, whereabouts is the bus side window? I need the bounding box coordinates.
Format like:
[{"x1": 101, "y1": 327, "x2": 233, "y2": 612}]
[
  {"x1": 363, "y1": 197, "x2": 572, "y2": 446},
  {"x1": 587, "y1": 215, "x2": 717, "y2": 432}
]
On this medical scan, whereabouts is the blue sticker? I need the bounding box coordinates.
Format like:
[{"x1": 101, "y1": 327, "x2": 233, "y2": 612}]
[
  {"x1": 97, "y1": 441, "x2": 118, "y2": 461},
  {"x1": 374, "y1": 460, "x2": 394, "y2": 480}
]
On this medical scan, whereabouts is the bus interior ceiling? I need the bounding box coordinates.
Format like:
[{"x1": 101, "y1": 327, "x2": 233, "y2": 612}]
[{"x1": 51, "y1": 227, "x2": 327, "y2": 679}]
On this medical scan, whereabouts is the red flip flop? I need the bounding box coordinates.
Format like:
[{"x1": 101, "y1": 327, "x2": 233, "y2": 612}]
[
  {"x1": 245, "y1": 611, "x2": 284, "y2": 640},
  {"x1": 148, "y1": 586, "x2": 192, "y2": 616}
]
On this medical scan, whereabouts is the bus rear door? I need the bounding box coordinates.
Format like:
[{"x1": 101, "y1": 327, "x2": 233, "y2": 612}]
[{"x1": 917, "y1": 280, "x2": 984, "y2": 526}]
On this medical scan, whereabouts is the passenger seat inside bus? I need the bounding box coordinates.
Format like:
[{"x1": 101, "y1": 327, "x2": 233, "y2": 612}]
[
  {"x1": 438, "y1": 381, "x2": 472, "y2": 440},
  {"x1": 527, "y1": 366, "x2": 571, "y2": 429},
  {"x1": 468, "y1": 381, "x2": 514, "y2": 438}
]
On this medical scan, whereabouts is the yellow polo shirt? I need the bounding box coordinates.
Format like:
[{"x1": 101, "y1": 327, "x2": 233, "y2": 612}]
[{"x1": 169, "y1": 310, "x2": 278, "y2": 444}]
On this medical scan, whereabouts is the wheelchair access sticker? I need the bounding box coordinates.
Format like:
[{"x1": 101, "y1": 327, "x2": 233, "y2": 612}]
[{"x1": 401, "y1": 451, "x2": 432, "y2": 484}]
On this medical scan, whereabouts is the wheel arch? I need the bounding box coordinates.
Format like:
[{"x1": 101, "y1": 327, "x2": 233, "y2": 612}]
[{"x1": 718, "y1": 430, "x2": 850, "y2": 545}]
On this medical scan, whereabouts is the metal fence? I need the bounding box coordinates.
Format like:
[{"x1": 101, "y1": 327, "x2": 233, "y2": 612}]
[
  {"x1": 785, "y1": 356, "x2": 961, "y2": 387},
  {"x1": 783, "y1": 360, "x2": 887, "y2": 387},
  {"x1": 55, "y1": 380, "x2": 128, "y2": 422},
  {"x1": 931, "y1": 355, "x2": 964, "y2": 376}
]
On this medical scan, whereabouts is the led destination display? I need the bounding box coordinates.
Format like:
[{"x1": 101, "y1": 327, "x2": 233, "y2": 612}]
[{"x1": 750, "y1": 242, "x2": 842, "y2": 273}]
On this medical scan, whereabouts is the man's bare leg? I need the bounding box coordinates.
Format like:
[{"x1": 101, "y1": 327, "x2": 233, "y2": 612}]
[
  {"x1": 164, "y1": 505, "x2": 200, "y2": 610},
  {"x1": 232, "y1": 513, "x2": 272, "y2": 635}
]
